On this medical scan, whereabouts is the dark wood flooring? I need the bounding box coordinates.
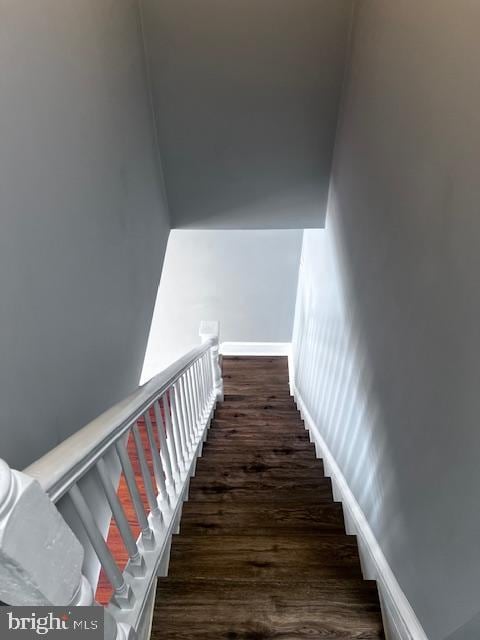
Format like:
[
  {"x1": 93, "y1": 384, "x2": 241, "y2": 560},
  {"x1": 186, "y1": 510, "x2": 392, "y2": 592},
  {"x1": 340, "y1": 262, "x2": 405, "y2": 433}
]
[{"x1": 152, "y1": 356, "x2": 385, "y2": 639}]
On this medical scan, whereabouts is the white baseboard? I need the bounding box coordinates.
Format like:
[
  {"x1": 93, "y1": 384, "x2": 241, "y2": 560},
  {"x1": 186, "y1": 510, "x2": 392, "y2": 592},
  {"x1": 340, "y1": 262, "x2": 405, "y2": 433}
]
[
  {"x1": 292, "y1": 383, "x2": 428, "y2": 640},
  {"x1": 220, "y1": 342, "x2": 291, "y2": 356}
]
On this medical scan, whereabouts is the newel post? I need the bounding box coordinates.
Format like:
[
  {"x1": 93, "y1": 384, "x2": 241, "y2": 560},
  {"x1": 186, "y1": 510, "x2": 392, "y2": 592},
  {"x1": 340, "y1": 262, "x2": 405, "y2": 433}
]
[
  {"x1": 199, "y1": 320, "x2": 224, "y2": 402},
  {"x1": 0, "y1": 459, "x2": 134, "y2": 640},
  {"x1": 0, "y1": 459, "x2": 92, "y2": 607}
]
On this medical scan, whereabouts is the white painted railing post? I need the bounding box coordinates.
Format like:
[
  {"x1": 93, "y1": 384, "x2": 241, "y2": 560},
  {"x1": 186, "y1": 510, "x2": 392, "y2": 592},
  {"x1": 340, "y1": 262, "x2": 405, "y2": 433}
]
[
  {"x1": 0, "y1": 459, "x2": 91, "y2": 607},
  {"x1": 0, "y1": 459, "x2": 135, "y2": 640},
  {"x1": 199, "y1": 320, "x2": 224, "y2": 402}
]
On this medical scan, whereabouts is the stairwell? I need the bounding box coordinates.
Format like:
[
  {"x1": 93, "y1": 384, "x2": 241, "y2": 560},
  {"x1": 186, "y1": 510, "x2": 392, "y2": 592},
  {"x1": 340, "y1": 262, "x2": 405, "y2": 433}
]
[{"x1": 152, "y1": 356, "x2": 385, "y2": 639}]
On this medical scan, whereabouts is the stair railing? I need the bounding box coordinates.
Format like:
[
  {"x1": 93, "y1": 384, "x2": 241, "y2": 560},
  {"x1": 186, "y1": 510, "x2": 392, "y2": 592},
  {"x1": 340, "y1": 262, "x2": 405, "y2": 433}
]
[{"x1": 0, "y1": 321, "x2": 223, "y2": 640}]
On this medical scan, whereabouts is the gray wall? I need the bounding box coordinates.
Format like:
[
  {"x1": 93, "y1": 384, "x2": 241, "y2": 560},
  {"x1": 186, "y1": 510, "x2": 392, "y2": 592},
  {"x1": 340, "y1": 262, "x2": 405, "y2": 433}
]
[
  {"x1": 141, "y1": 0, "x2": 353, "y2": 229},
  {"x1": 292, "y1": 2, "x2": 480, "y2": 639},
  {"x1": 142, "y1": 230, "x2": 302, "y2": 381},
  {"x1": 0, "y1": 1, "x2": 170, "y2": 469}
]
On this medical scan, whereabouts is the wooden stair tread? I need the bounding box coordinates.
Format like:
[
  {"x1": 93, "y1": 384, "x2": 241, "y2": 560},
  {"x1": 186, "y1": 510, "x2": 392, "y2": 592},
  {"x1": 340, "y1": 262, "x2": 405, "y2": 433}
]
[
  {"x1": 209, "y1": 424, "x2": 306, "y2": 432},
  {"x1": 212, "y1": 419, "x2": 304, "y2": 428},
  {"x1": 209, "y1": 418, "x2": 306, "y2": 428},
  {"x1": 169, "y1": 535, "x2": 363, "y2": 580},
  {"x1": 195, "y1": 456, "x2": 324, "y2": 473},
  {"x1": 179, "y1": 502, "x2": 345, "y2": 534},
  {"x1": 193, "y1": 466, "x2": 325, "y2": 483},
  {"x1": 223, "y1": 394, "x2": 295, "y2": 402},
  {"x1": 222, "y1": 355, "x2": 288, "y2": 361},
  {"x1": 215, "y1": 408, "x2": 303, "y2": 419},
  {"x1": 223, "y1": 364, "x2": 290, "y2": 369},
  {"x1": 200, "y1": 444, "x2": 317, "y2": 459},
  {"x1": 188, "y1": 478, "x2": 334, "y2": 503},
  {"x1": 218, "y1": 406, "x2": 299, "y2": 414},
  {"x1": 224, "y1": 393, "x2": 293, "y2": 402},
  {"x1": 207, "y1": 426, "x2": 307, "y2": 435},
  {"x1": 153, "y1": 588, "x2": 383, "y2": 639},
  {"x1": 180, "y1": 500, "x2": 342, "y2": 513},
  {"x1": 151, "y1": 620, "x2": 383, "y2": 639},
  {"x1": 222, "y1": 385, "x2": 292, "y2": 395},
  {"x1": 203, "y1": 441, "x2": 316, "y2": 452},
  {"x1": 200, "y1": 449, "x2": 318, "y2": 460},
  {"x1": 211, "y1": 425, "x2": 304, "y2": 432},
  {"x1": 171, "y1": 533, "x2": 359, "y2": 549},
  {"x1": 154, "y1": 580, "x2": 383, "y2": 638},
  {"x1": 215, "y1": 413, "x2": 300, "y2": 420},
  {"x1": 206, "y1": 433, "x2": 309, "y2": 445},
  {"x1": 157, "y1": 577, "x2": 380, "y2": 597}
]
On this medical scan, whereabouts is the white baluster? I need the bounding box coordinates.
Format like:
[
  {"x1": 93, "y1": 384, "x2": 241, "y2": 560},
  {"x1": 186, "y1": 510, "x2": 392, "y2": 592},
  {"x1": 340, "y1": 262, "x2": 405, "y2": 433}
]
[
  {"x1": 203, "y1": 344, "x2": 214, "y2": 403},
  {"x1": 191, "y1": 361, "x2": 203, "y2": 428},
  {"x1": 183, "y1": 372, "x2": 197, "y2": 443},
  {"x1": 143, "y1": 410, "x2": 171, "y2": 510},
  {"x1": 178, "y1": 377, "x2": 194, "y2": 453},
  {"x1": 68, "y1": 483, "x2": 134, "y2": 610},
  {"x1": 95, "y1": 458, "x2": 146, "y2": 579},
  {"x1": 163, "y1": 391, "x2": 185, "y2": 479},
  {"x1": 206, "y1": 351, "x2": 214, "y2": 401},
  {"x1": 152, "y1": 400, "x2": 178, "y2": 496},
  {"x1": 200, "y1": 320, "x2": 224, "y2": 402},
  {"x1": 196, "y1": 359, "x2": 209, "y2": 436},
  {"x1": 171, "y1": 383, "x2": 190, "y2": 466},
  {"x1": 197, "y1": 357, "x2": 207, "y2": 417},
  {"x1": 114, "y1": 440, "x2": 156, "y2": 551},
  {"x1": 200, "y1": 354, "x2": 210, "y2": 412},
  {"x1": 131, "y1": 425, "x2": 163, "y2": 524},
  {"x1": 186, "y1": 368, "x2": 200, "y2": 439}
]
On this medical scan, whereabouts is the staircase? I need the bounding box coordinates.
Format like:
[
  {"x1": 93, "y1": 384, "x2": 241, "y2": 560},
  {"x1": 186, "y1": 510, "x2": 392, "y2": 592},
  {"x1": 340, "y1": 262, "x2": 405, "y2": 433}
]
[{"x1": 152, "y1": 356, "x2": 385, "y2": 639}]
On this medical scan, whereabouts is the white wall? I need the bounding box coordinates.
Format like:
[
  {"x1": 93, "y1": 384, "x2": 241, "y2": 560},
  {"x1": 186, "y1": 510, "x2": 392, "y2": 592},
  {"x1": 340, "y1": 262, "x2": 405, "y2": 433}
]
[
  {"x1": 0, "y1": 0, "x2": 170, "y2": 469},
  {"x1": 141, "y1": 0, "x2": 353, "y2": 229},
  {"x1": 292, "y1": 228, "x2": 403, "y2": 628},
  {"x1": 292, "y1": 2, "x2": 480, "y2": 639},
  {"x1": 141, "y1": 230, "x2": 302, "y2": 381}
]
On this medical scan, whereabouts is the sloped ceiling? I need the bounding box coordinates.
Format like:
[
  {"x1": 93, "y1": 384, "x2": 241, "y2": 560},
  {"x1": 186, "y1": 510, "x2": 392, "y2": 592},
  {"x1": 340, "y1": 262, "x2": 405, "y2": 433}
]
[{"x1": 142, "y1": 0, "x2": 354, "y2": 229}]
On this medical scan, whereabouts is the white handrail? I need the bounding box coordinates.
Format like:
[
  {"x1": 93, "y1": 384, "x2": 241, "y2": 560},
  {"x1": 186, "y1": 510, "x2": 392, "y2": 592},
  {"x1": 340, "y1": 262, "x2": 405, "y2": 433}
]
[
  {"x1": 0, "y1": 322, "x2": 224, "y2": 640},
  {"x1": 25, "y1": 341, "x2": 212, "y2": 502}
]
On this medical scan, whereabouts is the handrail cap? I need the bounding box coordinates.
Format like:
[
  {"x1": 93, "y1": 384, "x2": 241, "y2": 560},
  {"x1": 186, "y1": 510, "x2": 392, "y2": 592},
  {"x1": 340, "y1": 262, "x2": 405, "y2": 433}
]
[{"x1": 25, "y1": 339, "x2": 214, "y2": 501}]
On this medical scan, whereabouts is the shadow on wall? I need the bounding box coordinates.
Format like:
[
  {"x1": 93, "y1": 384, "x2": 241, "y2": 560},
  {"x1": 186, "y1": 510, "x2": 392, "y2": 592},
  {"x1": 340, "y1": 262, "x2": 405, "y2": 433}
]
[
  {"x1": 444, "y1": 612, "x2": 480, "y2": 640},
  {"x1": 292, "y1": 228, "x2": 405, "y2": 555}
]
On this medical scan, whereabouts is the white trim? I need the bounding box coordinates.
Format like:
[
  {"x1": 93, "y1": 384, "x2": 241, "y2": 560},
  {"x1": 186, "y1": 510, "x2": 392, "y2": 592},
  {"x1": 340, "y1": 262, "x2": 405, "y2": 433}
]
[
  {"x1": 136, "y1": 578, "x2": 157, "y2": 640},
  {"x1": 220, "y1": 342, "x2": 291, "y2": 356},
  {"x1": 292, "y1": 382, "x2": 429, "y2": 640},
  {"x1": 287, "y1": 343, "x2": 295, "y2": 396}
]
